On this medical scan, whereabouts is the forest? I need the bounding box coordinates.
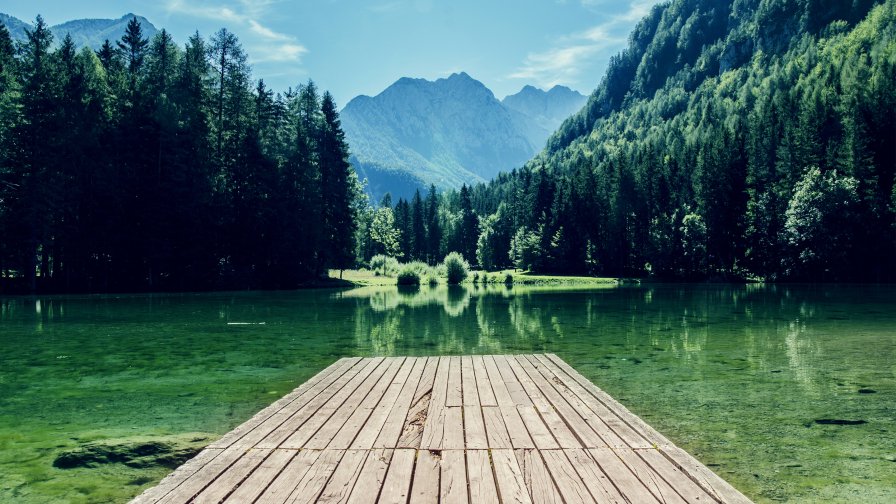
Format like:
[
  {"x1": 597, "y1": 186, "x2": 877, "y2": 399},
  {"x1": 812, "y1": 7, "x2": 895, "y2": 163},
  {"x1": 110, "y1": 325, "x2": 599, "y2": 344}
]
[
  {"x1": 0, "y1": 17, "x2": 359, "y2": 292},
  {"x1": 362, "y1": 0, "x2": 896, "y2": 282},
  {"x1": 3, "y1": 0, "x2": 896, "y2": 293}
]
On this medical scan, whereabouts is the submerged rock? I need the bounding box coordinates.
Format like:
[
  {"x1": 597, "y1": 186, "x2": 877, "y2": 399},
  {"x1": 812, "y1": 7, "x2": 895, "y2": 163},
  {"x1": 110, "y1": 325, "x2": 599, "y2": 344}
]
[
  {"x1": 53, "y1": 433, "x2": 211, "y2": 470},
  {"x1": 858, "y1": 388, "x2": 877, "y2": 394},
  {"x1": 814, "y1": 419, "x2": 868, "y2": 426}
]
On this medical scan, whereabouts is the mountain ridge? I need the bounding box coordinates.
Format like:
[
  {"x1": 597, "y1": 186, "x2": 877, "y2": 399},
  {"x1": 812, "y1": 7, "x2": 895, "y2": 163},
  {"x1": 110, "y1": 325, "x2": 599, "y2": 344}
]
[
  {"x1": 342, "y1": 73, "x2": 585, "y2": 200},
  {"x1": 0, "y1": 12, "x2": 158, "y2": 49}
]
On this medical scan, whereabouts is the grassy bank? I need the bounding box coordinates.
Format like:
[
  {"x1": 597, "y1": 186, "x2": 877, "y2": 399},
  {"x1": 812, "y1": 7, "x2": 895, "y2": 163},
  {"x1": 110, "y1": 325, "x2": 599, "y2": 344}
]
[{"x1": 329, "y1": 268, "x2": 621, "y2": 287}]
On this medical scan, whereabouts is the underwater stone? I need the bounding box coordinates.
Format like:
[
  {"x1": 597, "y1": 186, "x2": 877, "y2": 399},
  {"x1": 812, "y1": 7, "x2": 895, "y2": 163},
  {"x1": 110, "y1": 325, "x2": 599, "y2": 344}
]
[
  {"x1": 857, "y1": 388, "x2": 877, "y2": 394},
  {"x1": 814, "y1": 419, "x2": 868, "y2": 426},
  {"x1": 53, "y1": 433, "x2": 210, "y2": 469}
]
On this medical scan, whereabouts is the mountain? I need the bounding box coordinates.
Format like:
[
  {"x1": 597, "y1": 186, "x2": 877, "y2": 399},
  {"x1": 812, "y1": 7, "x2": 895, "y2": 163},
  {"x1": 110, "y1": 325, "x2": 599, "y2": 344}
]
[
  {"x1": 0, "y1": 13, "x2": 158, "y2": 49},
  {"x1": 467, "y1": 0, "x2": 894, "y2": 281},
  {"x1": 341, "y1": 73, "x2": 584, "y2": 201},
  {"x1": 502, "y1": 85, "x2": 586, "y2": 149},
  {"x1": 0, "y1": 13, "x2": 30, "y2": 41}
]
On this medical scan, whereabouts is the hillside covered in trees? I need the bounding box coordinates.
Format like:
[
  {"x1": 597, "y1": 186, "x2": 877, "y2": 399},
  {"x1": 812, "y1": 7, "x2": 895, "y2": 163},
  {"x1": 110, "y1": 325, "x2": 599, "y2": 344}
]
[
  {"x1": 0, "y1": 17, "x2": 359, "y2": 293},
  {"x1": 371, "y1": 0, "x2": 895, "y2": 282}
]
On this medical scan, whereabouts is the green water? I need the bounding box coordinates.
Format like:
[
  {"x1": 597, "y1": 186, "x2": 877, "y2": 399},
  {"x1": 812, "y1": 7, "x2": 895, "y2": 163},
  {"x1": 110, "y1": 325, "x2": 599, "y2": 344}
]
[{"x1": 1, "y1": 284, "x2": 894, "y2": 503}]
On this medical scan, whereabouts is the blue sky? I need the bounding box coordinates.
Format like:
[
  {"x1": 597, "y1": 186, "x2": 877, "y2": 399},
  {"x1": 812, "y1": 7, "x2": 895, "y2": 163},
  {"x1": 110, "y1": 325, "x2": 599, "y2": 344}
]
[{"x1": 2, "y1": 0, "x2": 661, "y2": 107}]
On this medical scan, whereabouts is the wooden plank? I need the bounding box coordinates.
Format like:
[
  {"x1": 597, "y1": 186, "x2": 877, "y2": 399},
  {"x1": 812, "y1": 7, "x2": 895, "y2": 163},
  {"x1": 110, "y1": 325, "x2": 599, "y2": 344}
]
[
  {"x1": 352, "y1": 358, "x2": 417, "y2": 449},
  {"x1": 661, "y1": 445, "x2": 753, "y2": 504},
  {"x1": 563, "y1": 449, "x2": 627, "y2": 504},
  {"x1": 463, "y1": 404, "x2": 488, "y2": 449},
  {"x1": 542, "y1": 354, "x2": 671, "y2": 447},
  {"x1": 130, "y1": 448, "x2": 223, "y2": 504},
  {"x1": 287, "y1": 449, "x2": 345, "y2": 504},
  {"x1": 328, "y1": 358, "x2": 407, "y2": 449},
  {"x1": 460, "y1": 356, "x2": 480, "y2": 406},
  {"x1": 442, "y1": 407, "x2": 465, "y2": 450},
  {"x1": 493, "y1": 355, "x2": 532, "y2": 406},
  {"x1": 156, "y1": 445, "x2": 245, "y2": 504},
  {"x1": 310, "y1": 358, "x2": 402, "y2": 449},
  {"x1": 346, "y1": 449, "x2": 393, "y2": 504},
  {"x1": 516, "y1": 405, "x2": 558, "y2": 450},
  {"x1": 253, "y1": 450, "x2": 320, "y2": 504},
  {"x1": 615, "y1": 447, "x2": 688, "y2": 504},
  {"x1": 519, "y1": 355, "x2": 614, "y2": 448},
  {"x1": 587, "y1": 448, "x2": 660, "y2": 504},
  {"x1": 222, "y1": 449, "x2": 296, "y2": 503},
  {"x1": 514, "y1": 356, "x2": 604, "y2": 448},
  {"x1": 210, "y1": 358, "x2": 359, "y2": 449},
  {"x1": 540, "y1": 450, "x2": 595, "y2": 504},
  {"x1": 491, "y1": 449, "x2": 533, "y2": 504},
  {"x1": 281, "y1": 358, "x2": 386, "y2": 449},
  {"x1": 440, "y1": 450, "x2": 468, "y2": 504},
  {"x1": 192, "y1": 448, "x2": 270, "y2": 504},
  {"x1": 317, "y1": 449, "x2": 368, "y2": 503},
  {"x1": 412, "y1": 357, "x2": 439, "y2": 407},
  {"x1": 395, "y1": 358, "x2": 438, "y2": 448},
  {"x1": 467, "y1": 450, "x2": 499, "y2": 504},
  {"x1": 637, "y1": 448, "x2": 717, "y2": 503},
  {"x1": 514, "y1": 449, "x2": 561, "y2": 504},
  {"x1": 409, "y1": 450, "x2": 440, "y2": 504},
  {"x1": 506, "y1": 355, "x2": 580, "y2": 449},
  {"x1": 419, "y1": 357, "x2": 450, "y2": 450},
  {"x1": 368, "y1": 357, "x2": 426, "y2": 449},
  {"x1": 378, "y1": 449, "x2": 416, "y2": 504},
  {"x1": 446, "y1": 356, "x2": 463, "y2": 407},
  {"x1": 532, "y1": 354, "x2": 650, "y2": 449},
  {"x1": 483, "y1": 357, "x2": 534, "y2": 449},
  {"x1": 482, "y1": 355, "x2": 515, "y2": 406},
  {"x1": 261, "y1": 358, "x2": 382, "y2": 449},
  {"x1": 472, "y1": 355, "x2": 498, "y2": 406},
  {"x1": 482, "y1": 406, "x2": 512, "y2": 449}
]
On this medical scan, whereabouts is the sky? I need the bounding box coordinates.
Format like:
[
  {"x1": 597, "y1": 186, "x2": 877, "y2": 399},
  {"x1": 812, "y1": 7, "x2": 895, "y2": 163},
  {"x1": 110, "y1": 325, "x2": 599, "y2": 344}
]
[{"x1": 1, "y1": 0, "x2": 661, "y2": 107}]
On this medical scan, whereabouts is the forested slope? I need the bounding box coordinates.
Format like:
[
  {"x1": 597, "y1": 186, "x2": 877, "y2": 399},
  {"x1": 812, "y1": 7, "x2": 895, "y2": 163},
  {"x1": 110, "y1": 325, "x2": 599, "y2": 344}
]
[
  {"x1": 466, "y1": 0, "x2": 895, "y2": 281},
  {"x1": 0, "y1": 17, "x2": 359, "y2": 293}
]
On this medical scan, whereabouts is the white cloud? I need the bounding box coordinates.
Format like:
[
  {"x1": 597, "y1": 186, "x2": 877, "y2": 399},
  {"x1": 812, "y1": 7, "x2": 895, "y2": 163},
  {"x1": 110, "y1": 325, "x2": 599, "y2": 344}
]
[
  {"x1": 248, "y1": 20, "x2": 292, "y2": 41},
  {"x1": 251, "y1": 43, "x2": 308, "y2": 63},
  {"x1": 165, "y1": 0, "x2": 307, "y2": 63},
  {"x1": 509, "y1": 1, "x2": 659, "y2": 89}
]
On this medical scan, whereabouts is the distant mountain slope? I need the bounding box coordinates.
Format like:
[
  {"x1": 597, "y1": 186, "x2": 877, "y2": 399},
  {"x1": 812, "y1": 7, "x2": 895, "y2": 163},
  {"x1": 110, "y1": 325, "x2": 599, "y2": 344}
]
[
  {"x1": 0, "y1": 13, "x2": 158, "y2": 49},
  {"x1": 342, "y1": 74, "x2": 585, "y2": 200},
  {"x1": 0, "y1": 13, "x2": 29, "y2": 40},
  {"x1": 502, "y1": 85, "x2": 586, "y2": 150}
]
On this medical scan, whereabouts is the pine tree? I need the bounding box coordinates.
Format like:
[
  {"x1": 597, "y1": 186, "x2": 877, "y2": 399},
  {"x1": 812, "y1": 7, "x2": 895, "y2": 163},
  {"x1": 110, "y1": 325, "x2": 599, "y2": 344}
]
[
  {"x1": 425, "y1": 184, "x2": 441, "y2": 264},
  {"x1": 319, "y1": 91, "x2": 357, "y2": 273},
  {"x1": 410, "y1": 189, "x2": 426, "y2": 260},
  {"x1": 458, "y1": 184, "x2": 478, "y2": 264},
  {"x1": 11, "y1": 15, "x2": 56, "y2": 291}
]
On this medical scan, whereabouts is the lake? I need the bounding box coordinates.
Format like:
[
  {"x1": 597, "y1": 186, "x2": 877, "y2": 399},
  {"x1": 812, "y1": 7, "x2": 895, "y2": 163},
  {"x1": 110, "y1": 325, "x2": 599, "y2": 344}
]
[{"x1": 1, "y1": 283, "x2": 894, "y2": 503}]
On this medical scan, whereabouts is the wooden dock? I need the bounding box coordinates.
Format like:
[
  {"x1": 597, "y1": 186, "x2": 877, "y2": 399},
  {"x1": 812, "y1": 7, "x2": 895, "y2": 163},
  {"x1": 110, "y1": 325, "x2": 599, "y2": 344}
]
[{"x1": 131, "y1": 354, "x2": 752, "y2": 503}]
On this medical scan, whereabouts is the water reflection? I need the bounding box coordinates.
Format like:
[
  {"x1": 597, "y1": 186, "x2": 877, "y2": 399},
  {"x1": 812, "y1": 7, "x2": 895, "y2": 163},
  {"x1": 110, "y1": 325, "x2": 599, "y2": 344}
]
[{"x1": 331, "y1": 283, "x2": 896, "y2": 398}]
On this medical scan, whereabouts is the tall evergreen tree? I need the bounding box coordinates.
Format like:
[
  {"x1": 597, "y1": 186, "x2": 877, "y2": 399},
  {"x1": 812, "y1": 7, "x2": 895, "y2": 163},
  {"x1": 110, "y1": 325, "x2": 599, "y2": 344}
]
[
  {"x1": 319, "y1": 91, "x2": 357, "y2": 273},
  {"x1": 425, "y1": 184, "x2": 441, "y2": 264},
  {"x1": 410, "y1": 189, "x2": 426, "y2": 261}
]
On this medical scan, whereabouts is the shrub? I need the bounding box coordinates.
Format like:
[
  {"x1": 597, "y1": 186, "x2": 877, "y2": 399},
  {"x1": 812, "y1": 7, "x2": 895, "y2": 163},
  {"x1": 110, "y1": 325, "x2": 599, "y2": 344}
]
[
  {"x1": 427, "y1": 276, "x2": 439, "y2": 287},
  {"x1": 504, "y1": 273, "x2": 514, "y2": 285},
  {"x1": 443, "y1": 252, "x2": 470, "y2": 285},
  {"x1": 472, "y1": 272, "x2": 480, "y2": 284},
  {"x1": 396, "y1": 266, "x2": 421, "y2": 286},
  {"x1": 369, "y1": 255, "x2": 400, "y2": 276}
]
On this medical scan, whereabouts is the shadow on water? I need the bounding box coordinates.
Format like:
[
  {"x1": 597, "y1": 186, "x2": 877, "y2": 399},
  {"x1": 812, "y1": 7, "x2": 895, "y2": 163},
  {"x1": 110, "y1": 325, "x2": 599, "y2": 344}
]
[{"x1": 1, "y1": 283, "x2": 895, "y2": 502}]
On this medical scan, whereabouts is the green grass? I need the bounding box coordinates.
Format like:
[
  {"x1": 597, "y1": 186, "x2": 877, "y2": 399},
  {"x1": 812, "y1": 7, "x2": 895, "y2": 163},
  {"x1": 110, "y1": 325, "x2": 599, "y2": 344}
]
[{"x1": 330, "y1": 268, "x2": 621, "y2": 287}]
